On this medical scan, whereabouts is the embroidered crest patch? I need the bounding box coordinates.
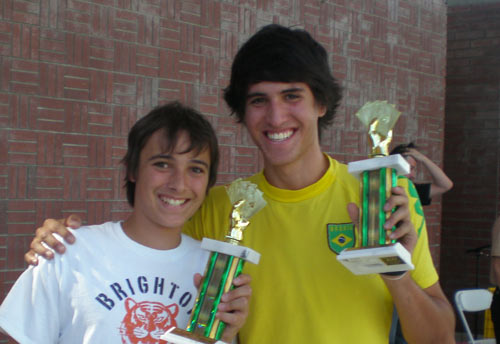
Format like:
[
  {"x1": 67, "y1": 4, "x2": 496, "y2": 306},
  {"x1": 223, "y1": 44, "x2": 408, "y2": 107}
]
[{"x1": 327, "y1": 223, "x2": 355, "y2": 254}]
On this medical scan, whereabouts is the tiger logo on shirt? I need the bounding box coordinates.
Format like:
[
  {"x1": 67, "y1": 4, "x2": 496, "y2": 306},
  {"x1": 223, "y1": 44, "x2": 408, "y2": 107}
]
[{"x1": 119, "y1": 297, "x2": 179, "y2": 344}]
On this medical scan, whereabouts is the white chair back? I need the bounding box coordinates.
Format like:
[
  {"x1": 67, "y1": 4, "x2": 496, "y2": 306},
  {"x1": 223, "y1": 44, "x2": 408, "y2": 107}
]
[{"x1": 454, "y1": 288, "x2": 496, "y2": 344}]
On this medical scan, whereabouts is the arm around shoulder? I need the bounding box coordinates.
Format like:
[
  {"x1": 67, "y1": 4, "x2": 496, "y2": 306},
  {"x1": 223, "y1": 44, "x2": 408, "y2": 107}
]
[{"x1": 25, "y1": 215, "x2": 82, "y2": 266}]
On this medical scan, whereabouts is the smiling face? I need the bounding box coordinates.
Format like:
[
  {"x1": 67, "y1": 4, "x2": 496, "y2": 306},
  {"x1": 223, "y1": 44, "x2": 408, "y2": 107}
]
[
  {"x1": 244, "y1": 81, "x2": 326, "y2": 177},
  {"x1": 124, "y1": 130, "x2": 210, "y2": 247}
]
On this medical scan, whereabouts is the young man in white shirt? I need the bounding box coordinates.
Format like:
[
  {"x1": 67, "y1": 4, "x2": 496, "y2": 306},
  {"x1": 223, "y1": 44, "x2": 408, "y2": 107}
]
[{"x1": 0, "y1": 102, "x2": 250, "y2": 344}]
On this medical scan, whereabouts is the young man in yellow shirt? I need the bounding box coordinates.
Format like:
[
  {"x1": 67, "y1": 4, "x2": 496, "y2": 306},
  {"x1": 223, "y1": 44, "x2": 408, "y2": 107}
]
[{"x1": 24, "y1": 24, "x2": 455, "y2": 344}]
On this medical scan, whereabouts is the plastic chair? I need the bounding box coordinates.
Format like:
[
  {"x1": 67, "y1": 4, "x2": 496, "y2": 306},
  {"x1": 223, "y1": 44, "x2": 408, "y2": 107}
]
[{"x1": 454, "y1": 288, "x2": 496, "y2": 344}]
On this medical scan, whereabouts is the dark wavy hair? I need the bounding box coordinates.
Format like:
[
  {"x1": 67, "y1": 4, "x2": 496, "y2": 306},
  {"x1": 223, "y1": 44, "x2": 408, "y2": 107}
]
[
  {"x1": 223, "y1": 24, "x2": 342, "y2": 133},
  {"x1": 390, "y1": 142, "x2": 416, "y2": 155},
  {"x1": 122, "y1": 101, "x2": 219, "y2": 206}
]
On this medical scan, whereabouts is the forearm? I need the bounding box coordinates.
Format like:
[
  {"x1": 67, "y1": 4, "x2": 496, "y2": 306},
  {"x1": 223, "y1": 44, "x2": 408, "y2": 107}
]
[
  {"x1": 419, "y1": 156, "x2": 453, "y2": 197},
  {"x1": 383, "y1": 274, "x2": 455, "y2": 344}
]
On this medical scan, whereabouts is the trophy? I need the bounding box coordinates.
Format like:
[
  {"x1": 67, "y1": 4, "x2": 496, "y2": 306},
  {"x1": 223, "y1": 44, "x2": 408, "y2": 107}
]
[
  {"x1": 162, "y1": 179, "x2": 266, "y2": 344},
  {"x1": 336, "y1": 101, "x2": 414, "y2": 275}
]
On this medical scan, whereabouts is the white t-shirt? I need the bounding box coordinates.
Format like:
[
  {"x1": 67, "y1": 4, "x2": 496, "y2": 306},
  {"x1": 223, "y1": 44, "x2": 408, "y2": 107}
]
[{"x1": 0, "y1": 221, "x2": 209, "y2": 344}]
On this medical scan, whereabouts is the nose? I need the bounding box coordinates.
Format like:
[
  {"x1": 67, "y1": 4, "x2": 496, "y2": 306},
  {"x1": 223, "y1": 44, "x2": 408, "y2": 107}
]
[
  {"x1": 266, "y1": 99, "x2": 287, "y2": 127},
  {"x1": 167, "y1": 168, "x2": 186, "y2": 191}
]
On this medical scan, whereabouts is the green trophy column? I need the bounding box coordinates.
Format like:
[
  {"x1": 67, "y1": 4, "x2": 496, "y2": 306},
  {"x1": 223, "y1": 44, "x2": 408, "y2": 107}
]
[
  {"x1": 188, "y1": 253, "x2": 245, "y2": 339},
  {"x1": 360, "y1": 168, "x2": 397, "y2": 247}
]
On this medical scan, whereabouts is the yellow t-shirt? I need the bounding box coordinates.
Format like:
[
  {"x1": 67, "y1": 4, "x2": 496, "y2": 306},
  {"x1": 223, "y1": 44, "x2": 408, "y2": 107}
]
[{"x1": 184, "y1": 155, "x2": 438, "y2": 344}]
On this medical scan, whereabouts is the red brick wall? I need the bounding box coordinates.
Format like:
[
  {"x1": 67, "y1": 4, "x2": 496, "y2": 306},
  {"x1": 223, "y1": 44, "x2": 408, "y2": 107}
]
[
  {"x1": 442, "y1": 3, "x2": 500, "y2": 302},
  {"x1": 0, "y1": 1, "x2": 447, "y2": 341}
]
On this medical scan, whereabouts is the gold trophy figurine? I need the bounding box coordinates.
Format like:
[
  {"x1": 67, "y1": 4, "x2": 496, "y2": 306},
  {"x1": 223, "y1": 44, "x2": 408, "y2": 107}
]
[
  {"x1": 336, "y1": 101, "x2": 414, "y2": 275},
  {"x1": 162, "y1": 179, "x2": 266, "y2": 343}
]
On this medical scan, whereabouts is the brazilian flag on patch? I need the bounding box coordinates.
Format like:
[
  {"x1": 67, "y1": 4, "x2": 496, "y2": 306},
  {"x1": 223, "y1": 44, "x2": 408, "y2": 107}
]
[
  {"x1": 327, "y1": 176, "x2": 424, "y2": 256},
  {"x1": 327, "y1": 223, "x2": 355, "y2": 254}
]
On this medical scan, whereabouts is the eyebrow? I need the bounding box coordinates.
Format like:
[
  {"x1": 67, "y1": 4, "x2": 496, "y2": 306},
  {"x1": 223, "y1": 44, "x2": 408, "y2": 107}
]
[
  {"x1": 281, "y1": 87, "x2": 305, "y2": 93},
  {"x1": 190, "y1": 159, "x2": 210, "y2": 168},
  {"x1": 246, "y1": 86, "x2": 305, "y2": 100},
  {"x1": 148, "y1": 154, "x2": 210, "y2": 168}
]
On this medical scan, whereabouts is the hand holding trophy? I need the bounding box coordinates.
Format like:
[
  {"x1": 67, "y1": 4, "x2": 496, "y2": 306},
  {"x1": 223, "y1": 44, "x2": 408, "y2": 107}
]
[
  {"x1": 337, "y1": 101, "x2": 414, "y2": 275},
  {"x1": 162, "y1": 179, "x2": 266, "y2": 343}
]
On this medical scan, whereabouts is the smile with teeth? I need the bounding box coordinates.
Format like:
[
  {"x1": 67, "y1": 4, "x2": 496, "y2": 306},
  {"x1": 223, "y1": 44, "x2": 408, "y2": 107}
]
[
  {"x1": 266, "y1": 129, "x2": 294, "y2": 142},
  {"x1": 159, "y1": 195, "x2": 187, "y2": 206}
]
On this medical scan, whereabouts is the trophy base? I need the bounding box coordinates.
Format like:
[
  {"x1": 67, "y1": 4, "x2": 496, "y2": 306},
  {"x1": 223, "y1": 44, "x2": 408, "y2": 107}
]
[
  {"x1": 160, "y1": 327, "x2": 226, "y2": 344},
  {"x1": 336, "y1": 242, "x2": 414, "y2": 275},
  {"x1": 348, "y1": 154, "x2": 410, "y2": 177},
  {"x1": 201, "y1": 238, "x2": 260, "y2": 265}
]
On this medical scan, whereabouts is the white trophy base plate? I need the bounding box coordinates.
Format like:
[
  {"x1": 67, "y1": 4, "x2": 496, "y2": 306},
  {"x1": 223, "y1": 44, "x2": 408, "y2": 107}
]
[
  {"x1": 160, "y1": 327, "x2": 226, "y2": 344},
  {"x1": 336, "y1": 242, "x2": 414, "y2": 275},
  {"x1": 348, "y1": 154, "x2": 410, "y2": 178},
  {"x1": 201, "y1": 238, "x2": 260, "y2": 265}
]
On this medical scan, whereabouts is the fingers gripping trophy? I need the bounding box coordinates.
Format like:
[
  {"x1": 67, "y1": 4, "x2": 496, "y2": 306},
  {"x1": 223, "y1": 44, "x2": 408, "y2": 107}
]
[
  {"x1": 162, "y1": 179, "x2": 266, "y2": 344},
  {"x1": 337, "y1": 101, "x2": 414, "y2": 275}
]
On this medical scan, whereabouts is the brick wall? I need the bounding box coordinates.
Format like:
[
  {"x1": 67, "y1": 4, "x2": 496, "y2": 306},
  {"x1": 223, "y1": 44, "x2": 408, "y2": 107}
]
[
  {"x1": 442, "y1": 2, "x2": 500, "y2": 304},
  {"x1": 0, "y1": 0, "x2": 447, "y2": 341}
]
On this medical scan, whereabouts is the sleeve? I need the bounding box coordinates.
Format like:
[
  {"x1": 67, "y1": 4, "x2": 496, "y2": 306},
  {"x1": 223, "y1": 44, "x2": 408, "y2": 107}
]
[
  {"x1": 0, "y1": 258, "x2": 61, "y2": 344},
  {"x1": 410, "y1": 217, "x2": 439, "y2": 289},
  {"x1": 397, "y1": 176, "x2": 439, "y2": 289}
]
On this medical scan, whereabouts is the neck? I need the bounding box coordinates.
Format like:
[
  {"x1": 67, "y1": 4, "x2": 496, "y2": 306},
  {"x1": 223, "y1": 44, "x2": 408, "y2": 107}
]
[
  {"x1": 121, "y1": 215, "x2": 182, "y2": 250},
  {"x1": 263, "y1": 150, "x2": 329, "y2": 190}
]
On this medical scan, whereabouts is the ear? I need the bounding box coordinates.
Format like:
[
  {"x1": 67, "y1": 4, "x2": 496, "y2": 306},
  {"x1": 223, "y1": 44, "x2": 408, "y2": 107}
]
[
  {"x1": 124, "y1": 298, "x2": 136, "y2": 311},
  {"x1": 127, "y1": 171, "x2": 136, "y2": 183},
  {"x1": 167, "y1": 303, "x2": 179, "y2": 317},
  {"x1": 317, "y1": 104, "x2": 327, "y2": 118}
]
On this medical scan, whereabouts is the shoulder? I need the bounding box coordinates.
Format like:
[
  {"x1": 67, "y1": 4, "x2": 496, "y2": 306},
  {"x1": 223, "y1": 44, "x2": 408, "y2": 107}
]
[
  {"x1": 42, "y1": 221, "x2": 122, "y2": 262},
  {"x1": 199, "y1": 185, "x2": 232, "y2": 223},
  {"x1": 397, "y1": 176, "x2": 421, "y2": 202},
  {"x1": 397, "y1": 177, "x2": 426, "y2": 235},
  {"x1": 179, "y1": 234, "x2": 209, "y2": 267},
  {"x1": 204, "y1": 184, "x2": 231, "y2": 203},
  {"x1": 183, "y1": 186, "x2": 231, "y2": 240},
  {"x1": 328, "y1": 156, "x2": 359, "y2": 189},
  {"x1": 335, "y1": 160, "x2": 355, "y2": 179},
  {"x1": 67, "y1": 221, "x2": 120, "y2": 241},
  {"x1": 180, "y1": 233, "x2": 202, "y2": 250},
  {"x1": 184, "y1": 175, "x2": 262, "y2": 240}
]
